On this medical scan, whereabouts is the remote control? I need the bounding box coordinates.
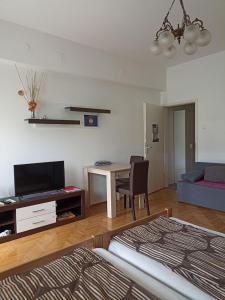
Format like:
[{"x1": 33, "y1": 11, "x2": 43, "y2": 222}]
[{"x1": 3, "y1": 199, "x2": 16, "y2": 204}]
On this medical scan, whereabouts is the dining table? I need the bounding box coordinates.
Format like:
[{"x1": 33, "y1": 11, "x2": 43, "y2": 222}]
[{"x1": 84, "y1": 163, "x2": 130, "y2": 218}]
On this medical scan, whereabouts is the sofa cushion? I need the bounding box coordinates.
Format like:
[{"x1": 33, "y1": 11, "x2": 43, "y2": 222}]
[
  {"x1": 181, "y1": 170, "x2": 204, "y2": 183},
  {"x1": 204, "y1": 166, "x2": 225, "y2": 183},
  {"x1": 194, "y1": 180, "x2": 225, "y2": 190}
]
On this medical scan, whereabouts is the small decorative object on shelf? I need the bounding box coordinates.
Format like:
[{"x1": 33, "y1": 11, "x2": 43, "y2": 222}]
[
  {"x1": 64, "y1": 186, "x2": 82, "y2": 193},
  {"x1": 57, "y1": 211, "x2": 76, "y2": 221},
  {"x1": 15, "y1": 65, "x2": 46, "y2": 118},
  {"x1": 84, "y1": 115, "x2": 98, "y2": 127},
  {"x1": 0, "y1": 230, "x2": 12, "y2": 238}
]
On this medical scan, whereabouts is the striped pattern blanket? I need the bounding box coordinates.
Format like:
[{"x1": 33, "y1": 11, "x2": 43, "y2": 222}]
[
  {"x1": 113, "y1": 216, "x2": 225, "y2": 300},
  {"x1": 0, "y1": 247, "x2": 157, "y2": 300}
]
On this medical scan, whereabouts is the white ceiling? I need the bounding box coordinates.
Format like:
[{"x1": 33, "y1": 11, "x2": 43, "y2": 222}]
[{"x1": 0, "y1": 0, "x2": 225, "y2": 66}]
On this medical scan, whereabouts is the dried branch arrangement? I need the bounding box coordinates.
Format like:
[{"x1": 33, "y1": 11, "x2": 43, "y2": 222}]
[{"x1": 15, "y1": 65, "x2": 46, "y2": 117}]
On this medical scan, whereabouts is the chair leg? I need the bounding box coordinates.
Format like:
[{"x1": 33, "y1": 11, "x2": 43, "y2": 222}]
[
  {"x1": 124, "y1": 195, "x2": 127, "y2": 208},
  {"x1": 130, "y1": 196, "x2": 136, "y2": 221},
  {"x1": 145, "y1": 193, "x2": 150, "y2": 215}
]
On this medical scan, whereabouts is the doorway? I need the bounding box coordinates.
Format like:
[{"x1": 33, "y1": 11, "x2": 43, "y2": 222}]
[{"x1": 168, "y1": 103, "x2": 195, "y2": 184}]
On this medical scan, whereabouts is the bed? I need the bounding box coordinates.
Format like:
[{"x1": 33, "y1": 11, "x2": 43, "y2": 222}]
[
  {"x1": 0, "y1": 247, "x2": 157, "y2": 300},
  {"x1": 0, "y1": 210, "x2": 189, "y2": 300},
  {"x1": 94, "y1": 208, "x2": 225, "y2": 300}
]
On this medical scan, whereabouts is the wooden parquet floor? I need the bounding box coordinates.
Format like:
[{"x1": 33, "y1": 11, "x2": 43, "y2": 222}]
[{"x1": 1, "y1": 187, "x2": 225, "y2": 275}]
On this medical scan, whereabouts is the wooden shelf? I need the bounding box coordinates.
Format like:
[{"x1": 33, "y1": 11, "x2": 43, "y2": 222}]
[
  {"x1": 0, "y1": 218, "x2": 14, "y2": 227},
  {"x1": 25, "y1": 119, "x2": 80, "y2": 125},
  {"x1": 56, "y1": 202, "x2": 81, "y2": 213},
  {"x1": 0, "y1": 211, "x2": 14, "y2": 228},
  {"x1": 0, "y1": 190, "x2": 85, "y2": 244},
  {"x1": 65, "y1": 106, "x2": 111, "y2": 114},
  {"x1": 56, "y1": 215, "x2": 82, "y2": 226}
]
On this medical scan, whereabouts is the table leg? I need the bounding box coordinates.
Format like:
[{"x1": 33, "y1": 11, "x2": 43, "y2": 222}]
[
  {"x1": 106, "y1": 172, "x2": 116, "y2": 218},
  {"x1": 83, "y1": 168, "x2": 90, "y2": 211}
]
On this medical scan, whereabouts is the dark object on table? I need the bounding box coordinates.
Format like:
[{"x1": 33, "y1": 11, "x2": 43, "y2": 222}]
[
  {"x1": 116, "y1": 160, "x2": 150, "y2": 220},
  {"x1": 95, "y1": 160, "x2": 112, "y2": 166}
]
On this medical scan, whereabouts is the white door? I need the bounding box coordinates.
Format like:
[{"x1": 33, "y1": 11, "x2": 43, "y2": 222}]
[{"x1": 144, "y1": 103, "x2": 166, "y2": 193}]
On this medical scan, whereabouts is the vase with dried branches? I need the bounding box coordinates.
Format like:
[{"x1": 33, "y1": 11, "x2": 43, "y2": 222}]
[{"x1": 16, "y1": 65, "x2": 45, "y2": 118}]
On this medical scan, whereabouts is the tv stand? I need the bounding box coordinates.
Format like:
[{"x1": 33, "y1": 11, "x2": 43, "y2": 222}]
[
  {"x1": 19, "y1": 189, "x2": 64, "y2": 201},
  {"x1": 0, "y1": 190, "x2": 85, "y2": 244}
]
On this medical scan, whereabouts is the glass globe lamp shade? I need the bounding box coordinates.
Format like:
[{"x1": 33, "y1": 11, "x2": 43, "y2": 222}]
[
  {"x1": 150, "y1": 40, "x2": 162, "y2": 55},
  {"x1": 184, "y1": 24, "x2": 200, "y2": 42},
  {"x1": 163, "y1": 45, "x2": 176, "y2": 58},
  {"x1": 196, "y1": 29, "x2": 211, "y2": 47},
  {"x1": 183, "y1": 42, "x2": 198, "y2": 55},
  {"x1": 158, "y1": 30, "x2": 174, "y2": 48}
]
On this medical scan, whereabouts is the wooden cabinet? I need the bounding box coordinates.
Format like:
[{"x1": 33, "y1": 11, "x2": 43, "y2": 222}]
[
  {"x1": 17, "y1": 212, "x2": 56, "y2": 233},
  {"x1": 0, "y1": 190, "x2": 85, "y2": 244},
  {"x1": 16, "y1": 201, "x2": 56, "y2": 221}
]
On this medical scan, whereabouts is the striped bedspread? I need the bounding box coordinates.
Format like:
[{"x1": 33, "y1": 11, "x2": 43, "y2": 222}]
[
  {"x1": 0, "y1": 247, "x2": 157, "y2": 300},
  {"x1": 113, "y1": 216, "x2": 225, "y2": 300}
]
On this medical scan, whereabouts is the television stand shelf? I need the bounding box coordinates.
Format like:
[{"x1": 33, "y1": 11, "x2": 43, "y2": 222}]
[{"x1": 0, "y1": 190, "x2": 85, "y2": 244}]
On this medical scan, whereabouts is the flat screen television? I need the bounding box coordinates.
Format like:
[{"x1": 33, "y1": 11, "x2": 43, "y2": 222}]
[{"x1": 14, "y1": 161, "x2": 65, "y2": 196}]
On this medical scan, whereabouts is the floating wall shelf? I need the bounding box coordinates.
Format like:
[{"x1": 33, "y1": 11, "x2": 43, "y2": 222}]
[
  {"x1": 65, "y1": 106, "x2": 111, "y2": 114},
  {"x1": 25, "y1": 119, "x2": 80, "y2": 125}
]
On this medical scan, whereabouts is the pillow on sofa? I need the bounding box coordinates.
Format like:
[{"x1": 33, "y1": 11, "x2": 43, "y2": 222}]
[
  {"x1": 204, "y1": 166, "x2": 225, "y2": 183},
  {"x1": 181, "y1": 170, "x2": 204, "y2": 183}
]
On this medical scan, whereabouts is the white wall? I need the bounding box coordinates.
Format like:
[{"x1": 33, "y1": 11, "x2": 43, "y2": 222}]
[
  {"x1": 0, "y1": 20, "x2": 164, "y2": 200},
  {"x1": 0, "y1": 61, "x2": 160, "y2": 200},
  {"x1": 0, "y1": 20, "x2": 166, "y2": 91},
  {"x1": 165, "y1": 51, "x2": 225, "y2": 163}
]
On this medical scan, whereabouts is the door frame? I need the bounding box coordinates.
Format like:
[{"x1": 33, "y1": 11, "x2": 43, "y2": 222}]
[
  {"x1": 164, "y1": 98, "x2": 198, "y2": 161},
  {"x1": 164, "y1": 99, "x2": 198, "y2": 184}
]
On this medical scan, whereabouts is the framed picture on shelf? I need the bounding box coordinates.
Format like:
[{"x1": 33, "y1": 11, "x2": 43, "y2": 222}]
[{"x1": 84, "y1": 115, "x2": 98, "y2": 127}]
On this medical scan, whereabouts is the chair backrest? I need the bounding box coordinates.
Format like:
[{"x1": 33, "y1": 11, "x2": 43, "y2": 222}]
[
  {"x1": 130, "y1": 160, "x2": 149, "y2": 196},
  {"x1": 130, "y1": 156, "x2": 144, "y2": 163}
]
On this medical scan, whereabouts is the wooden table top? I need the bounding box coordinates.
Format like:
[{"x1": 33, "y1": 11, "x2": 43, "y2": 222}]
[{"x1": 86, "y1": 163, "x2": 130, "y2": 173}]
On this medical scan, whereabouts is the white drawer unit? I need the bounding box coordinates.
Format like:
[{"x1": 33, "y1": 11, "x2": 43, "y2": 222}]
[
  {"x1": 16, "y1": 201, "x2": 56, "y2": 221},
  {"x1": 17, "y1": 212, "x2": 56, "y2": 233}
]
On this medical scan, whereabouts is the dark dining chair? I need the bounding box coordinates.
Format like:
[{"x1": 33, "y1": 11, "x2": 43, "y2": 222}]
[
  {"x1": 116, "y1": 155, "x2": 144, "y2": 186},
  {"x1": 116, "y1": 160, "x2": 150, "y2": 220},
  {"x1": 116, "y1": 155, "x2": 144, "y2": 208}
]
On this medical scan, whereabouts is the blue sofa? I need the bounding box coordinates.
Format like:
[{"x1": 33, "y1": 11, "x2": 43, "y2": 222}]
[{"x1": 177, "y1": 162, "x2": 225, "y2": 212}]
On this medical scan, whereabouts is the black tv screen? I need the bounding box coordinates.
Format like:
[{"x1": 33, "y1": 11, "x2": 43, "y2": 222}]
[{"x1": 14, "y1": 161, "x2": 65, "y2": 196}]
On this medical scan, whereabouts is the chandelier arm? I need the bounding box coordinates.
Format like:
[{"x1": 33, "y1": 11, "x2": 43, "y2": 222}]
[
  {"x1": 179, "y1": 0, "x2": 192, "y2": 25},
  {"x1": 192, "y1": 18, "x2": 205, "y2": 30},
  {"x1": 179, "y1": 0, "x2": 188, "y2": 17},
  {"x1": 165, "y1": 0, "x2": 176, "y2": 21},
  {"x1": 155, "y1": 20, "x2": 173, "y2": 40},
  {"x1": 155, "y1": 0, "x2": 176, "y2": 40}
]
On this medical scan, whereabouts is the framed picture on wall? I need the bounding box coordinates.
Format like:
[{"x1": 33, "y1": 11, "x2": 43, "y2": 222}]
[
  {"x1": 84, "y1": 115, "x2": 98, "y2": 127},
  {"x1": 152, "y1": 124, "x2": 159, "y2": 142}
]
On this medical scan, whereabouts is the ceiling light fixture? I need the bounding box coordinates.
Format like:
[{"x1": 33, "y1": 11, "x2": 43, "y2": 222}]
[{"x1": 150, "y1": 0, "x2": 211, "y2": 58}]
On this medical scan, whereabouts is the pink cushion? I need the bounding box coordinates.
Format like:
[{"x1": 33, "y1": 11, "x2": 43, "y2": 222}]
[{"x1": 194, "y1": 180, "x2": 225, "y2": 190}]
